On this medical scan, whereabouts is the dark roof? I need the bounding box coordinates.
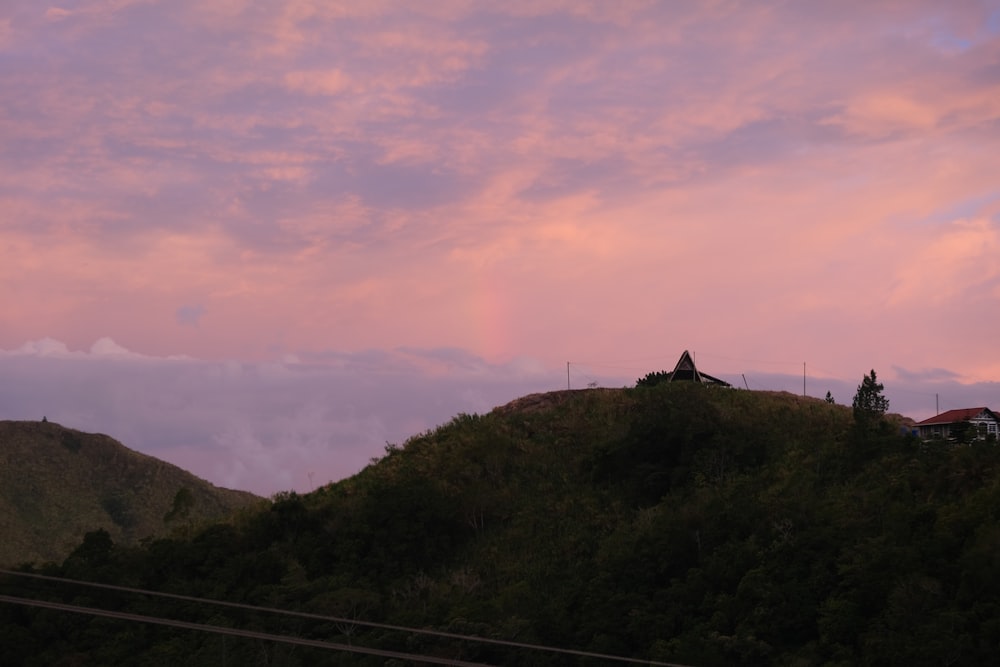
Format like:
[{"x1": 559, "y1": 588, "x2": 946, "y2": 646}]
[
  {"x1": 916, "y1": 407, "x2": 996, "y2": 426},
  {"x1": 668, "y1": 350, "x2": 731, "y2": 387}
]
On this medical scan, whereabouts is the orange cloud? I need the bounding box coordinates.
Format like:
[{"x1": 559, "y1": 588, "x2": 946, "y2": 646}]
[{"x1": 889, "y1": 218, "x2": 1000, "y2": 306}]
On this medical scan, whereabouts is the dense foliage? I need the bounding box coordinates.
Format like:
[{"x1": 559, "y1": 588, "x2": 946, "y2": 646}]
[
  {"x1": 0, "y1": 421, "x2": 261, "y2": 565},
  {"x1": 3, "y1": 384, "x2": 1000, "y2": 665},
  {"x1": 636, "y1": 370, "x2": 671, "y2": 387}
]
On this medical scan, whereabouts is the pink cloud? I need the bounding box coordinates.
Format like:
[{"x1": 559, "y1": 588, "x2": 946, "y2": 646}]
[
  {"x1": 1, "y1": 0, "x2": 998, "y2": 407},
  {"x1": 889, "y1": 218, "x2": 1000, "y2": 306},
  {"x1": 284, "y1": 69, "x2": 351, "y2": 96},
  {"x1": 0, "y1": 18, "x2": 11, "y2": 48}
]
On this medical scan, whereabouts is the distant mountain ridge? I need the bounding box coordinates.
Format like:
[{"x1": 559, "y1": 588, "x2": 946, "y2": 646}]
[{"x1": 0, "y1": 420, "x2": 261, "y2": 565}]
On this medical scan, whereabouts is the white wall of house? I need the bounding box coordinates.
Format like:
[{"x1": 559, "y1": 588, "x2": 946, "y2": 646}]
[{"x1": 919, "y1": 414, "x2": 999, "y2": 440}]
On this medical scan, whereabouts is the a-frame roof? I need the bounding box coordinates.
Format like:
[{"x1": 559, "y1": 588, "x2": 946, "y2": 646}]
[
  {"x1": 670, "y1": 350, "x2": 702, "y2": 382},
  {"x1": 668, "y1": 350, "x2": 730, "y2": 386}
]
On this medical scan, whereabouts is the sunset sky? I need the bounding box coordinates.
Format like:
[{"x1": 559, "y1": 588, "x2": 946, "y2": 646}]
[{"x1": 2, "y1": 1, "x2": 1000, "y2": 495}]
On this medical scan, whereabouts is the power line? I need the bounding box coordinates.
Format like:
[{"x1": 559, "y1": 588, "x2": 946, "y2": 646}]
[
  {"x1": 0, "y1": 594, "x2": 489, "y2": 667},
  {"x1": 569, "y1": 360, "x2": 664, "y2": 371},
  {"x1": 567, "y1": 355, "x2": 682, "y2": 366},
  {"x1": 0, "y1": 569, "x2": 690, "y2": 667},
  {"x1": 691, "y1": 351, "x2": 804, "y2": 367}
]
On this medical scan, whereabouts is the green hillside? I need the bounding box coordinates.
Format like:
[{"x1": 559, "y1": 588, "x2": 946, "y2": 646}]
[
  {"x1": 3, "y1": 384, "x2": 1000, "y2": 665},
  {"x1": 0, "y1": 420, "x2": 261, "y2": 565}
]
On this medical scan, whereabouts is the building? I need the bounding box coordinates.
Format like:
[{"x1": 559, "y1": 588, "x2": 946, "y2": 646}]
[
  {"x1": 915, "y1": 407, "x2": 1000, "y2": 441},
  {"x1": 636, "y1": 350, "x2": 732, "y2": 387},
  {"x1": 668, "y1": 350, "x2": 730, "y2": 386}
]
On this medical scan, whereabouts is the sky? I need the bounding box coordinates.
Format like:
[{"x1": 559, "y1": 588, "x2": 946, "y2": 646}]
[{"x1": 2, "y1": 1, "x2": 1000, "y2": 496}]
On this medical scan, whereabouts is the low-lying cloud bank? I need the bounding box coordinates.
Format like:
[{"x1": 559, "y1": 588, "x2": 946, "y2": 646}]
[
  {"x1": 0, "y1": 339, "x2": 567, "y2": 496},
  {"x1": 2, "y1": 339, "x2": 996, "y2": 496}
]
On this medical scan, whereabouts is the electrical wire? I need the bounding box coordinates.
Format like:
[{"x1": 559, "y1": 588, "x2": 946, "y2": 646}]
[
  {"x1": 0, "y1": 569, "x2": 690, "y2": 667},
  {"x1": 0, "y1": 593, "x2": 489, "y2": 667}
]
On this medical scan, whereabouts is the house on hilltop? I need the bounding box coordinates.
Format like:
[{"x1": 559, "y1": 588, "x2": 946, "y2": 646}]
[
  {"x1": 669, "y1": 350, "x2": 731, "y2": 386},
  {"x1": 638, "y1": 350, "x2": 731, "y2": 387},
  {"x1": 915, "y1": 407, "x2": 1000, "y2": 441}
]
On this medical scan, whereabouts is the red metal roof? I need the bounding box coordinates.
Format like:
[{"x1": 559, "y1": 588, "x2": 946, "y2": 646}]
[{"x1": 916, "y1": 407, "x2": 993, "y2": 426}]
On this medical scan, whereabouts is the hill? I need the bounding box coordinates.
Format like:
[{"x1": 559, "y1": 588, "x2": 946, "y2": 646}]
[
  {"x1": 3, "y1": 384, "x2": 1000, "y2": 665},
  {"x1": 0, "y1": 420, "x2": 261, "y2": 565}
]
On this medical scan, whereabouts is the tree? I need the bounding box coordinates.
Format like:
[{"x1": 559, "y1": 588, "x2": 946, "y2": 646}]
[
  {"x1": 825, "y1": 391, "x2": 835, "y2": 404},
  {"x1": 949, "y1": 420, "x2": 982, "y2": 444},
  {"x1": 164, "y1": 487, "x2": 195, "y2": 524},
  {"x1": 852, "y1": 369, "x2": 888, "y2": 433},
  {"x1": 637, "y1": 370, "x2": 671, "y2": 387}
]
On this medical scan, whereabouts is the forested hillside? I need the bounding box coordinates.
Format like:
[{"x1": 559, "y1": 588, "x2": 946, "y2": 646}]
[
  {"x1": 0, "y1": 420, "x2": 261, "y2": 565},
  {"x1": 3, "y1": 384, "x2": 1000, "y2": 665}
]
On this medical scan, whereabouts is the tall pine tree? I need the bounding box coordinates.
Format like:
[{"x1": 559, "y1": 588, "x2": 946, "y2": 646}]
[{"x1": 852, "y1": 369, "x2": 889, "y2": 433}]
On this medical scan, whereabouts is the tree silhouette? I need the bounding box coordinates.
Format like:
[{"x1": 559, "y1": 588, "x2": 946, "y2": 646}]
[
  {"x1": 636, "y1": 370, "x2": 670, "y2": 387},
  {"x1": 852, "y1": 369, "x2": 888, "y2": 433}
]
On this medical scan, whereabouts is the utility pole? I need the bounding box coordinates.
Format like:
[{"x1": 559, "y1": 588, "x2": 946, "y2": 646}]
[
  {"x1": 567, "y1": 362, "x2": 570, "y2": 390},
  {"x1": 803, "y1": 362, "x2": 806, "y2": 396}
]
